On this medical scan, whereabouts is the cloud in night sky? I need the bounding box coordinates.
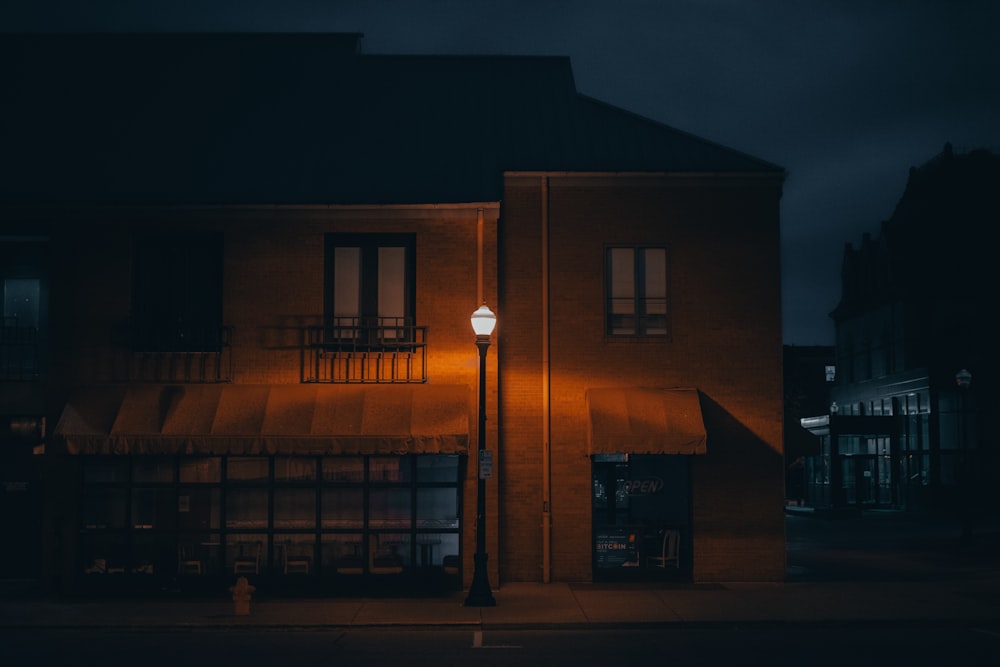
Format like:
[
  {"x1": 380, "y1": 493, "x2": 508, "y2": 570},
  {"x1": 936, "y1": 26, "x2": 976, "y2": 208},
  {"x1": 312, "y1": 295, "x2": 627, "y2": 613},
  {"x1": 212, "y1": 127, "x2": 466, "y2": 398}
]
[{"x1": 4, "y1": 0, "x2": 999, "y2": 345}]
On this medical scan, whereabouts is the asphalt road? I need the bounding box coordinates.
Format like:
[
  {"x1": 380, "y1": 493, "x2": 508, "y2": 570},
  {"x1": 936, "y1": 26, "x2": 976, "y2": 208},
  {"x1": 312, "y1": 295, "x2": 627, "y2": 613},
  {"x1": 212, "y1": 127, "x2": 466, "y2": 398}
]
[
  {"x1": 785, "y1": 509, "x2": 1000, "y2": 582},
  {"x1": 2, "y1": 625, "x2": 999, "y2": 667}
]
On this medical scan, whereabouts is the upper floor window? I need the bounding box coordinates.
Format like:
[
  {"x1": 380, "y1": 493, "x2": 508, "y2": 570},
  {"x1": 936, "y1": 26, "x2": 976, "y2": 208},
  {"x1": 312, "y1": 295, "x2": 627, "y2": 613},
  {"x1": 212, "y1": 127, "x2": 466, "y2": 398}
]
[
  {"x1": 1, "y1": 239, "x2": 47, "y2": 379},
  {"x1": 606, "y1": 246, "x2": 669, "y2": 337},
  {"x1": 324, "y1": 234, "x2": 415, "y2": 344},
  {"x1": 131, "y1": 234, "x2": 224, "y2": 352},
  {"x1": 4, "y1": 278, "x2": 40, "y2": 330}
]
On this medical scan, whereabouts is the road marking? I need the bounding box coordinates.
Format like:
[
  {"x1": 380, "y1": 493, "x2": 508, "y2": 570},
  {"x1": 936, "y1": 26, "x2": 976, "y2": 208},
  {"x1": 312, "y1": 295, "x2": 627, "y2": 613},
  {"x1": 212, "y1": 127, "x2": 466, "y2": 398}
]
[{"x1": 471, "y1": 630, "x2": 521, "y2": 649}]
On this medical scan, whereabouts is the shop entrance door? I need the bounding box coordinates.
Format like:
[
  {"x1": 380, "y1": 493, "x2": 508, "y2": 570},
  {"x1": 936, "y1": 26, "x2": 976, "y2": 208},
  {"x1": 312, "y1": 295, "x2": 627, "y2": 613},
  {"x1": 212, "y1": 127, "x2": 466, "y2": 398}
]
[
  {"x1": 842, "y1": 453, "x2": 894, "y2": 507},
  {"x1": 0, "y1": 457, "x2": 41, "y2": 579},
  {"x1": 591, "y1": 454, "x2": 691, "y2": 581}
]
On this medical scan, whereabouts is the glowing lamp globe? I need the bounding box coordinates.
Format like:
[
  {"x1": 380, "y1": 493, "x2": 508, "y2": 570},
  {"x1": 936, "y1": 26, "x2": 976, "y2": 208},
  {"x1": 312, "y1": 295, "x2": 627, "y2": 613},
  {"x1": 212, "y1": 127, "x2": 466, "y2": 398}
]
[{"x1": 471, "y1": 305, "x2": 497, "y2": 337}]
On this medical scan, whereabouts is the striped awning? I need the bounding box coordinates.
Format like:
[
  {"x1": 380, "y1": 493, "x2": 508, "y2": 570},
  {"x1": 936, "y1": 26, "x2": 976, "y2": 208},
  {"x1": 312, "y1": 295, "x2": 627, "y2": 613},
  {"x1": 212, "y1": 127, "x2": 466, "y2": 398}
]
[
  {"x1": 52, "y1": 383, "x2": 470, "y2": 455},
  {"x1": 586, "y1": 387, "x2": 707, "y2": 455}
]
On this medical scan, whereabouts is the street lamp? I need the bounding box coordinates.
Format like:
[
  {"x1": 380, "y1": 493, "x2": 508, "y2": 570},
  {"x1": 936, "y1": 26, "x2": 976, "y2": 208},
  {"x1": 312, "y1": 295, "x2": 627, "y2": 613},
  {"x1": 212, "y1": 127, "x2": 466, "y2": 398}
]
[
  {"x1": 955, "y1": 368, "x2": 972, "y2": 542},
  {"x1": 465, "y1": 304, "x2": 497, "y2": 607},
  {"x1": 955, "y1": 368, "x2": 972, "y2": 390}
]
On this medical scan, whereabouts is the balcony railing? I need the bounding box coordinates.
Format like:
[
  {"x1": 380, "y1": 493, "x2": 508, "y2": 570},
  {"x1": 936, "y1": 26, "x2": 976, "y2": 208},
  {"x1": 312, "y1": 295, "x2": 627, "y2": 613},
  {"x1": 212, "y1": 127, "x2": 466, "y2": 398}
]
[
  {"x1": 304, "y1": 318, "x2": 427, "y2": 383},
  {"x1": 0, "y1": 317, "x2": 41, "y2": 381},
  {"x1": 125, "y1": 325, "x2": 234, "y2": 383}
]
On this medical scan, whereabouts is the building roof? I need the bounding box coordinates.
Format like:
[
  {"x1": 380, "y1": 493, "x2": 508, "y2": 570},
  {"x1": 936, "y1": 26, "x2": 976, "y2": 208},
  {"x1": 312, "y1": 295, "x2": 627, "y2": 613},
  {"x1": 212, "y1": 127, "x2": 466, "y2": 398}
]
[
  {"x1": 831, "y1": 144, "x2": 999, "y2": 319},
  {"x1": 1, "y1": 32, "x2": 782, "y2": 206}
]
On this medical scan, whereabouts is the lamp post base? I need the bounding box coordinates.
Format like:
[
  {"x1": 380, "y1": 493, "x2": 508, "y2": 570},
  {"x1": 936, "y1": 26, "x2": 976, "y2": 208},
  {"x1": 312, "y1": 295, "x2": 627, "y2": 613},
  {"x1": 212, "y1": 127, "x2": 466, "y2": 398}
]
[{"x1": 464, "y1": 552, "x2": 496, "y2": 607}]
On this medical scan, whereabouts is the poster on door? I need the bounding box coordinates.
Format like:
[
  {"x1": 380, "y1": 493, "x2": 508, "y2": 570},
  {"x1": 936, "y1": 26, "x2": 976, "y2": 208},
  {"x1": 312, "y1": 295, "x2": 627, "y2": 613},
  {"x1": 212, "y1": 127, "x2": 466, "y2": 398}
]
[{"x1": 594, "y1": 528, "x2": 639, "y2": 568}]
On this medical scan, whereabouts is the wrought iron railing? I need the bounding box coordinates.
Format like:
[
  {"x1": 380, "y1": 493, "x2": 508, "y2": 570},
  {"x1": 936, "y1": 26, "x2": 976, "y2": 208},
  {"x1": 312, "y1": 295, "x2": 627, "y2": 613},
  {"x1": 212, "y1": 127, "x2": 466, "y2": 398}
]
[
  {"x1": 304, "y1": 318, "x2": 427, "y2": 383},
  {"x1": 125, "y1": 325, "x2": 234, "y2": 383},
  {"x1": 0, "y1": 317, "x2": 41, "y2": 381}
]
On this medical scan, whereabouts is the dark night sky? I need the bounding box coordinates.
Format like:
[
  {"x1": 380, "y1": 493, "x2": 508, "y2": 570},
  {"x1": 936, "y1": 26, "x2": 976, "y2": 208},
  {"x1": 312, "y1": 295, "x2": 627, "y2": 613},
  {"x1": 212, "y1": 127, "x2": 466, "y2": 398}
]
[{"x1": 5, "y1": 0, "x2": 999, "y2": 346}]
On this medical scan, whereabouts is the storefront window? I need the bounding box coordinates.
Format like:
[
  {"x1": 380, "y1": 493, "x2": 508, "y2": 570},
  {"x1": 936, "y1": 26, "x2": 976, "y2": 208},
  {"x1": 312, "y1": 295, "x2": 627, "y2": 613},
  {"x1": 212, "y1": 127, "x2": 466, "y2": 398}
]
[
  {"x1": 131, "y1": 532, "x2": 169, "y2": 575},
  {"x1": 274, "y1": 488, "x2": 316, "y2": 529},
  {"x1": 322, "y1": 457, "x2": 363, "y2": 482},
  {"x1": 80, "y1": 533, "x2": 127, "y2": 575},
  {"x1": 82, "y1": 487, "x2": 127, "y2": 529},
  {"x1": 226, "y1": 534, "x2": 267, "y2": 573},
  {"x1": 416, "y1": 455, "x2": 459, "y2": 482},
  {"x1": 177, "y1": 487, "x2": 220, "y2": 530},
  {"x1": 417, "y1": 532, "x2": 459, "y2": 568},
  {"x1": 132, "y1": 457, "x2": 175, "y2": 483},
  {"x1": 78, "y1": 453, "x2": 462, "y2": 584},
  {"x1": 369, "y1": 488, "x2": 411, "y2": 528},
  {"x1": 84, "y1": 459, "x2": 128, "y2": 484},
  {"x1": 228, "y1": 457, "x2": 269, "y2": 481},
  {"x1": 371, "y1": 456, "x2": 410, "y2": 482},
  {"x1": 321, "y1": 488, "x2": 363, "y2": 528},
  {"x1": 226, "y1": 488, "x2": 267, "y2": 529},
  {"x1": 178, "y1": 533, "x2": 222, "y2": 576},
  {"x1": 180, "y1": 457, "x2": 221, "y2": 483},
  {"x1": 276, "y1": 456, "x2": 316, "y2": 482},
  {"x1": 278, "y1": 534, "x2": 315, "y2": 574},
  {"x1": 416, "y1": 488, "x2": 458, "y2": 528},
  {"x1": 322, "y1": 533, "x2": 364, "y2": 571},
  {"x1": 372, "y1": 533, "x2": 410, "y2": 568},
  {"x1": 131, "y1": 487, "x2": 176, "y2": 530}
]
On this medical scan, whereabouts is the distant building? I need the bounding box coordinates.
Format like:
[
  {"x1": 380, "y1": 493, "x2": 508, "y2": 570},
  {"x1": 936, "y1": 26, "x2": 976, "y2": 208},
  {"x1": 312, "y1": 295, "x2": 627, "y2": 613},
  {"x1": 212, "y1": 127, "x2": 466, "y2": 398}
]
[
  {"x1": 1, "y1": 33, "x2": 785, "y2": 597},
  {"x1": 782, "y1": 345, "x2": 835, "y2": 505},
  {"x1": 801, "y1": 144, "x2": 998, "y2": 525}
]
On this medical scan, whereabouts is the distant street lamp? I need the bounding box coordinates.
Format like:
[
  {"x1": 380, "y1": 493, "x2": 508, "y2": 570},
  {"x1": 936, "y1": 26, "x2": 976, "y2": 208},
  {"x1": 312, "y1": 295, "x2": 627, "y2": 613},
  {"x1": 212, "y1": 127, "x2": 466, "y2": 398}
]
[
  {"x1": 465, "y1": 304, "x2": 497, "y2": 607},
  {"x1": 955, "y1": 368, "x2": 972, "y2": 542}
]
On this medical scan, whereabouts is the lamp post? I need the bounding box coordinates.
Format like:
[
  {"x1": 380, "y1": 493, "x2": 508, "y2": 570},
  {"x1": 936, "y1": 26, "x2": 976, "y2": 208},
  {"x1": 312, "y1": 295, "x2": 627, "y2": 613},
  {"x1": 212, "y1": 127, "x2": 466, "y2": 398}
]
[
  {"x1": 465, "y1": 304, "x2": 497, "y2": 607},
  {"x1": 955, "y1": 368, "x2": 972, "y2": 543}
]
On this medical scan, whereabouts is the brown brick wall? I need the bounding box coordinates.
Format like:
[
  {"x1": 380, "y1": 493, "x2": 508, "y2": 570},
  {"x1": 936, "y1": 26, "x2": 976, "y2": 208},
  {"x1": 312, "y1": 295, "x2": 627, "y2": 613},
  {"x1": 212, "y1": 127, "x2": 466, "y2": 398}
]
[
  {"x1": 496, "y1": 182, "x2": 546, "y2": 583},
  {"x1": 499, "y1": 174, "x2": 785, "y2": 583},
  {"x1": 38, "y1": 167, "x2": 784, "y2": 588},
  {"x1": 43, "y1": 204, "x2": 502, "y2": 588}
]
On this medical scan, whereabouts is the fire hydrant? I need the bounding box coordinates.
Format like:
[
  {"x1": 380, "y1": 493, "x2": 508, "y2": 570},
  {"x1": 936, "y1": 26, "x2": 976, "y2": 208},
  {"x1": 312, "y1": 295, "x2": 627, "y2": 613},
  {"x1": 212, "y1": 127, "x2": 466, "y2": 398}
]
[{"x1": 230, "y1": 576, "x2": 255, "y2": 616}]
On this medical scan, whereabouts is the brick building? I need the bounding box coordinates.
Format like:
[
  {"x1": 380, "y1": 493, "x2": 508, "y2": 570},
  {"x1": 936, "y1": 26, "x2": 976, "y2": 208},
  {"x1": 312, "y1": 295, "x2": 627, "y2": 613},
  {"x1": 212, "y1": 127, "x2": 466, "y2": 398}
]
[{"x1": 0, "y1": 33, "x2": 785, "y2": 596}]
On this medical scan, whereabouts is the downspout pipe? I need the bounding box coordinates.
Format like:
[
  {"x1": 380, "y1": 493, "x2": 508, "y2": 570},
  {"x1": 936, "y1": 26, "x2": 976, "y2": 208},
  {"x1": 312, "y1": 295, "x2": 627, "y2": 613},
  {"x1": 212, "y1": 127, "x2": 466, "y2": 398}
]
[
  {"x1": 541, "y1": 177, "x2": 552, "y2": 583},
  {"x1": 477, "y1": 207, "x2": 485, "y2": 303}
]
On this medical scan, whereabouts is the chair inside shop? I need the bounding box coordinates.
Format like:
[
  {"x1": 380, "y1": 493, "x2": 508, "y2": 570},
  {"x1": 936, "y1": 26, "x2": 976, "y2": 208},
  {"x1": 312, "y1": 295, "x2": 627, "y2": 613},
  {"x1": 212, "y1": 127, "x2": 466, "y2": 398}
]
[
  {"x1": 178, "y1": 546, "x2": 202, "y2": 575},
  {"x1": 233, "y1": 541, "x2": 261, "y2": 575},
  {"x1": 442, "y1": 554, "x2": 460, "y2": 576},
  {"x1": 647, "y1": 529, "x2": 680, "y2": 569},
  {"x1": 333, "y1": 538, "x2": 365, "y2": 575},
  {"x1": 334, "y1": 555, "x2": 364, "y2": 575},
  {"x1": 368, "y1": 534, "x2": 404, "y2": 575},
  {"x1": 281, "y1": 542, "x2": 311, "y2": 575}
]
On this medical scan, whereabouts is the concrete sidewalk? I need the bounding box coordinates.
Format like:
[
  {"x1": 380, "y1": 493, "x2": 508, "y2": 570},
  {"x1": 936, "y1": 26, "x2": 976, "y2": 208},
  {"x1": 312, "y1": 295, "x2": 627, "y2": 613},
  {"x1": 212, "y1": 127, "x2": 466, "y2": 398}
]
[
  {"x1": 3, "y1": 510, "x2": 999, "y2": 630},
  {"x1": 2, "y1": 578, "x2": 1000, "y2": 630}
]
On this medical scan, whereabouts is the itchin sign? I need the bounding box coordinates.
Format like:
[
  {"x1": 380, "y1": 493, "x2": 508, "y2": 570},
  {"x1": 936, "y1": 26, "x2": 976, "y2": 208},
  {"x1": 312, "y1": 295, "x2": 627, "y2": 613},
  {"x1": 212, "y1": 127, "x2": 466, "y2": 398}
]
[
  {"x1": 594, "y1": 530, "x2": 638, "y2": 568},
  {"x1": 625, "y1": 476, "x2": 664, "y2": 496}
]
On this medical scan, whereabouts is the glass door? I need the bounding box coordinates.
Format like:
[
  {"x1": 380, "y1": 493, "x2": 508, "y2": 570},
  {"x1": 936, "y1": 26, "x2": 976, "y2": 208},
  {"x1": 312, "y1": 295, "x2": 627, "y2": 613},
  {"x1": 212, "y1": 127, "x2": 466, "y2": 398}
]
[
  {"x1": 591, "y1": 454, "x2": 691, "y2": 580},
  {"x1": 843, "y1": 453, "x2": 895, "y2": 507},
  {"x1": 592, "y1": 458, "x2": 638, "y2": 569}
]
